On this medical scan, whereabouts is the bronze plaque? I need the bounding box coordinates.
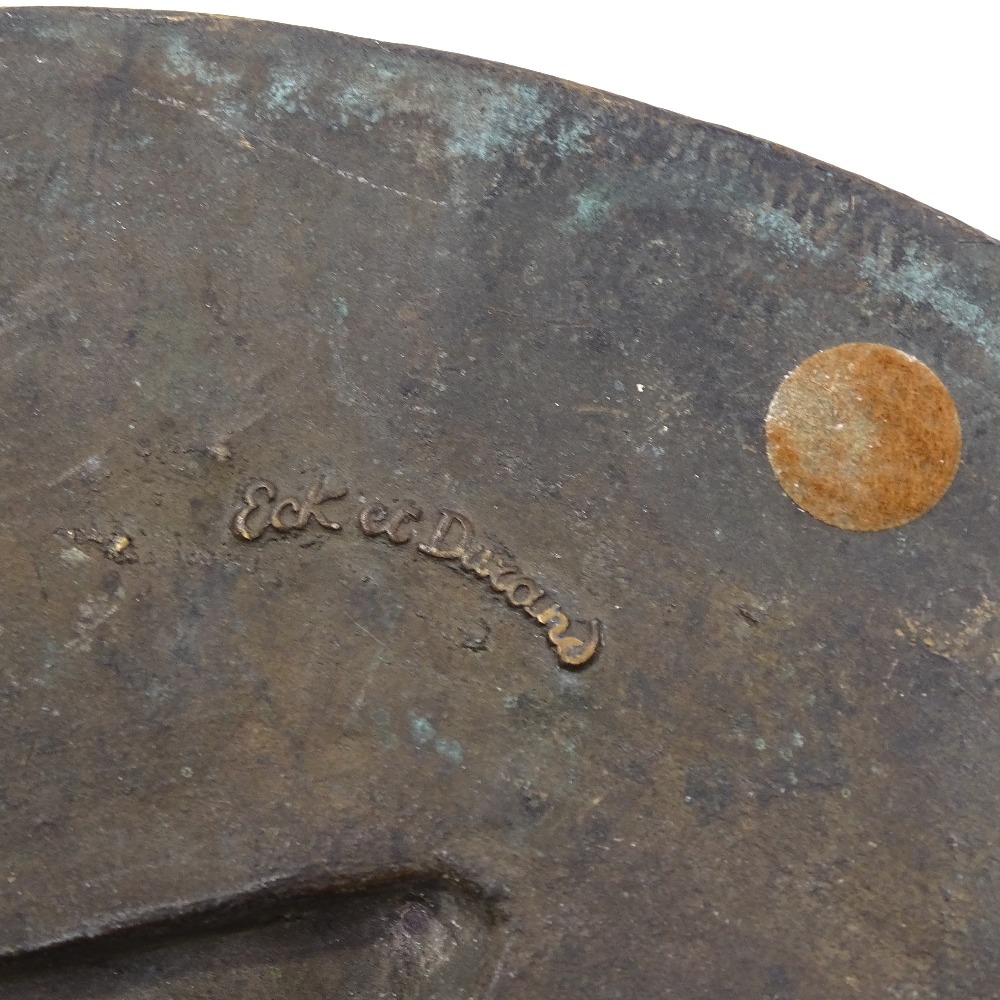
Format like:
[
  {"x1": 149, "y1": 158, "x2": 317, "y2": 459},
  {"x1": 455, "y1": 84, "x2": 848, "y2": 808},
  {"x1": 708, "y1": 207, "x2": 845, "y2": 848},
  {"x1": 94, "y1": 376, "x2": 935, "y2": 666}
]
[{"x1": 2, "y1": 9, "x2": 1000, "y2": 996}]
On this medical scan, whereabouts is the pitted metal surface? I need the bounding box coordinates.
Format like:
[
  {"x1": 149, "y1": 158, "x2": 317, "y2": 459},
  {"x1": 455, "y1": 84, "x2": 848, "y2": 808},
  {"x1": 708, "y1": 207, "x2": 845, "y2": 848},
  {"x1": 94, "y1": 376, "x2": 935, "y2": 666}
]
[{"x1": 2, "y1": 9, "x2": 1000, "y2": 997}]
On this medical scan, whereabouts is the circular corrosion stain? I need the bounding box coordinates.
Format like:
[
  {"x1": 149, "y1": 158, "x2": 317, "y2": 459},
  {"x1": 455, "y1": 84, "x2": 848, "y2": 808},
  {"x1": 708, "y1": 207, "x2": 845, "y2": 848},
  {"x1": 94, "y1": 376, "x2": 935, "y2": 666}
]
[{"x1": 765, "y1": 342, "x2": 961, "y2": 531}]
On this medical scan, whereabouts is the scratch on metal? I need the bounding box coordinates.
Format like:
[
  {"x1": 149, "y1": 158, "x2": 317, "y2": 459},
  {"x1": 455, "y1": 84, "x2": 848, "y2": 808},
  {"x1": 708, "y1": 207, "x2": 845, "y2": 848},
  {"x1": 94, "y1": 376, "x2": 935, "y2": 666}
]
[{"x1": 131, "y1": 88, "x2": 453, "y2": 209}]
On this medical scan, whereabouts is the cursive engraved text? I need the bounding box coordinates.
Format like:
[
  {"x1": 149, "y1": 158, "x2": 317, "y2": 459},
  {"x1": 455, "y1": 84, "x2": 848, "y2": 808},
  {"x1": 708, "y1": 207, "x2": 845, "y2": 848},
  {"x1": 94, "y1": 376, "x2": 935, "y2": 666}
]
[{"x1": 232, "y1": 481, "x2": 601, "y2": 668}]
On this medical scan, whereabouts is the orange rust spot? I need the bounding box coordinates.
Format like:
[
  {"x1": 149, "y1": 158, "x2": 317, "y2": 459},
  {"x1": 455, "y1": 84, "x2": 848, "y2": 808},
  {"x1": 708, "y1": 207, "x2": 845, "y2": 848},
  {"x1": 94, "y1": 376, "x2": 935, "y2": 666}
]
[{"x1": 765, "y1": 342, "x2": 961, "y2": 531}]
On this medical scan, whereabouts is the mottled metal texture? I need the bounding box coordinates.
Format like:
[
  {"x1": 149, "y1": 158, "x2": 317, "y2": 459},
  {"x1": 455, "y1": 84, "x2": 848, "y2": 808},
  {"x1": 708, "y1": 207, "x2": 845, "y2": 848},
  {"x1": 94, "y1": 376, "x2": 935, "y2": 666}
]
[
  {"x1": 1, "y1": 8, "x2": 1000, "y2": 998},
  {"x1": 766, "y1": 343, "x2": 962, "y2": 531}
]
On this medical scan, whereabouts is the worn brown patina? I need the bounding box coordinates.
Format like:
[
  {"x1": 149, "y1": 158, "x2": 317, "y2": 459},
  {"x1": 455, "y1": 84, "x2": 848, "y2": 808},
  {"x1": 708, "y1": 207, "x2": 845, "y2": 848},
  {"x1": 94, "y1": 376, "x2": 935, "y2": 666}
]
[{"x1": 2, "y1": 9, "x2": 1000, "y2": 997}]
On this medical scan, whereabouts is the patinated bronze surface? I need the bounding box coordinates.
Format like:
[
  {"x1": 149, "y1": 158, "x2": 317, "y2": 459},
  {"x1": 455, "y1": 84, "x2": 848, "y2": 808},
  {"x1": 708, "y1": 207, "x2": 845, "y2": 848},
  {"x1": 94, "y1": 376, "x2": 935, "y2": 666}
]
[{"x1": 2, "y1": 9, "x2": 1000, "y2": 997}]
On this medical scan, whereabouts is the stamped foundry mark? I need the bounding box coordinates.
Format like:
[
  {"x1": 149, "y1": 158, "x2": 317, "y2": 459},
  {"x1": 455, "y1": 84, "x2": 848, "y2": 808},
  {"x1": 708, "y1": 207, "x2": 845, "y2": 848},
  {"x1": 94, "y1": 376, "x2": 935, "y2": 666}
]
[
  {"x1": 231, "y1": 480, "x2": 601, "y2": 668},
  {"x1": 232, "y1": 480, "x2": 348, "y2": 539}
]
